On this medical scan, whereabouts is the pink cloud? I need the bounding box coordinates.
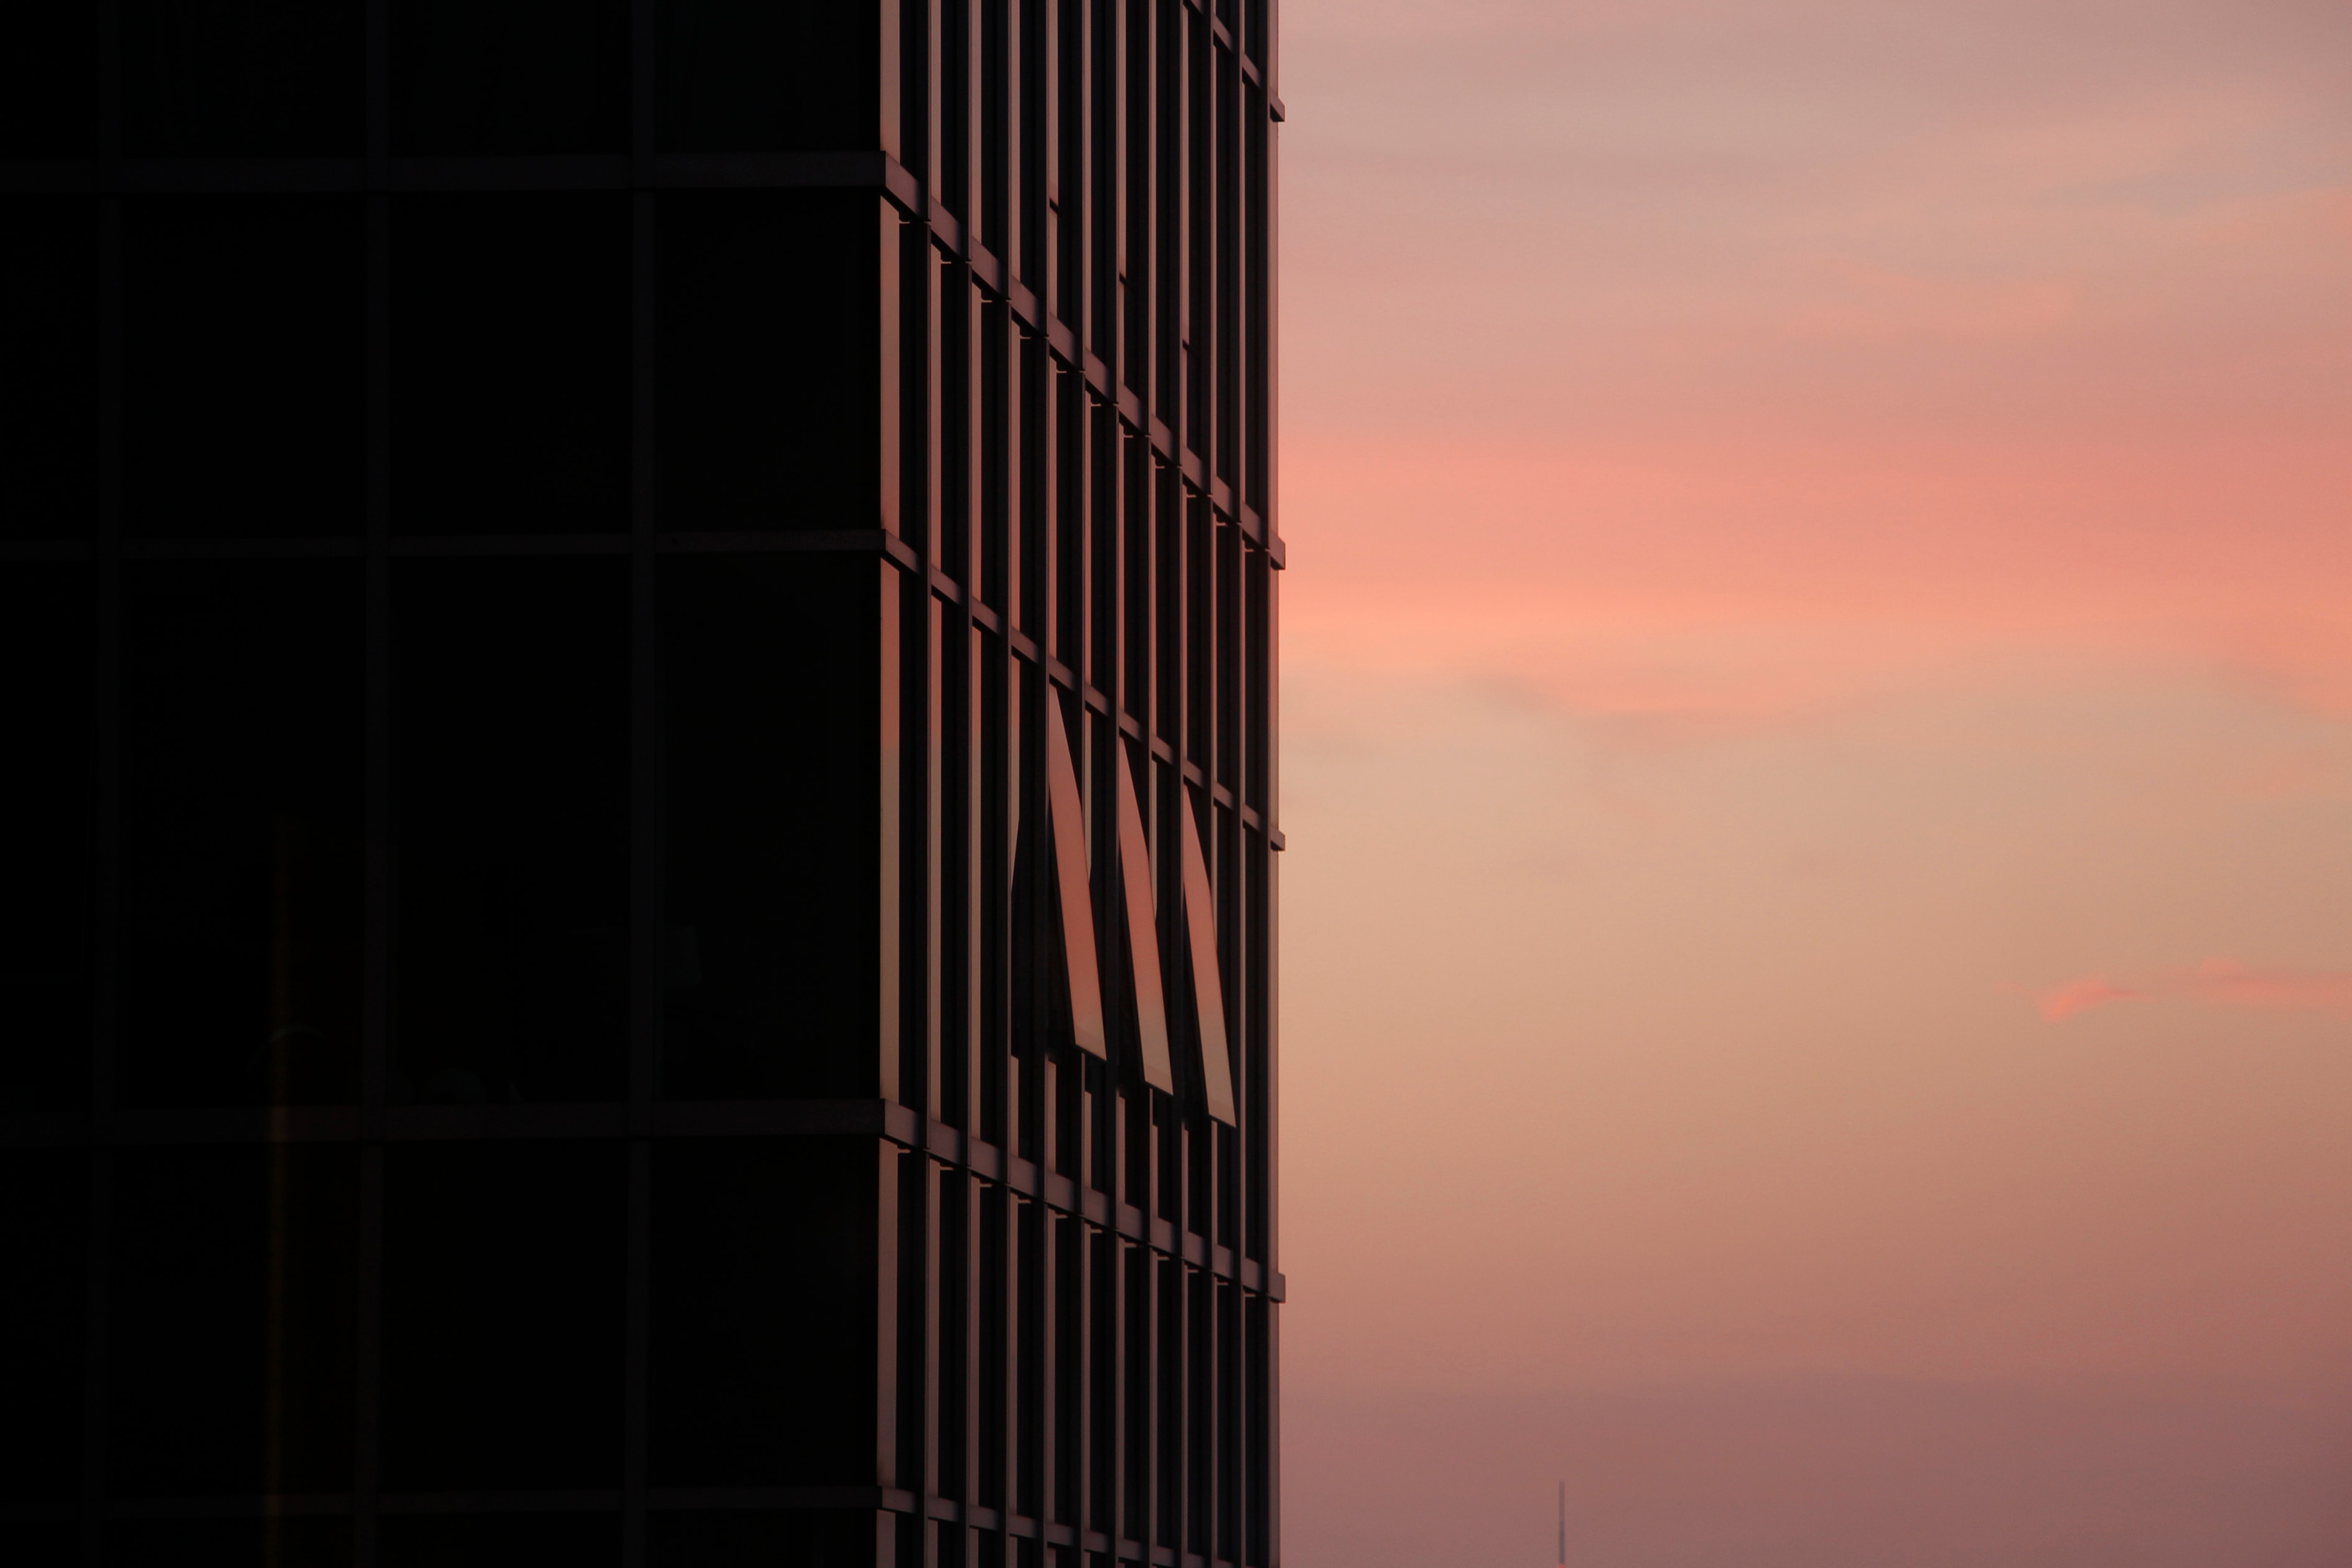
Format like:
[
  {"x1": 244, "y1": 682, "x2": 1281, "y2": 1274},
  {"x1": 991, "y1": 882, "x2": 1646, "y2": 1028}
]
[
  {"x1": 1279, "y1": 429, "x2": 2352, "y2": 724},
  {"x1": 2037, "y1": 976, "x2": 2146, "y2": 1021},
  {"x1": 2036, "y1": 959, "x2": 2352, "y2": 1022},
  {"x1": 1277, "y1": 0, "x2": 2352, "y2": 728},
  {"x1": 2185, "y1": 959, "x2": 2352, "y2": 1014}
]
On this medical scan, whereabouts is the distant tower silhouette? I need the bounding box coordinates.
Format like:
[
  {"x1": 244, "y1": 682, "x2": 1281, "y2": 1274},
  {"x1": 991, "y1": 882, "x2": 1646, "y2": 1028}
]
[{"x1": 1558, "y1": 1479, "x2": 1569, "y2": 1567}]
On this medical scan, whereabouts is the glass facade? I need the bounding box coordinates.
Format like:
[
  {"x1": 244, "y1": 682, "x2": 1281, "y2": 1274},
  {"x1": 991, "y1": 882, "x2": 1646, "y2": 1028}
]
[{"x1": 0, "y1": 3, "x2": 1281, "y2": 1566}]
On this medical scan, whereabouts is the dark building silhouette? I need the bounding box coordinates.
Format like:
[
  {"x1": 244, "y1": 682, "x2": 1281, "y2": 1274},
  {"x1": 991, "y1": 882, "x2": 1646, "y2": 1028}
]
[{"x1": 1, "y1": 4, "x2": 1283, "y2": 1566}]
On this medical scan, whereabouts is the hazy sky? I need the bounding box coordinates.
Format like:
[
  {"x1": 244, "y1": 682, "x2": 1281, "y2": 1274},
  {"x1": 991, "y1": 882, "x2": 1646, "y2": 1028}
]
[{"x1": 1271, "y1": 3, "x2": 2352, "y2": 1562}]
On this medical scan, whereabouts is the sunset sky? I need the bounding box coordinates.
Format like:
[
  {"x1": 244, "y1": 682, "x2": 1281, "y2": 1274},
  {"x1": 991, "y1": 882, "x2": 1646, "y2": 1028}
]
[{"x1": 1271, "y1": 2, "x2": 2352, "y2": 1562}]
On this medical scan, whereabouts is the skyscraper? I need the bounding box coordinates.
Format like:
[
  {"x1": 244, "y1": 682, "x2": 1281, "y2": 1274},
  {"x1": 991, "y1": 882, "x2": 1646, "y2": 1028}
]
[{"x1": 0, "y1": 4, "x2": 1282, "y2": 1564}]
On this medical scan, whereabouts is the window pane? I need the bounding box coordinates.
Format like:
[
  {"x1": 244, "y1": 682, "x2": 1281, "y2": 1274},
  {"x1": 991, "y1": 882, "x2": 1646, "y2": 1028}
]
[
  {"x1": 646, "y1": 1511, "x2": 874, "y2": 1567},
  {"x1": 390, "y1": 0, "x2": 628, "y2": 155},
  {"x1": 0, "y1": 564, "x2": 94, "y2": 1110},
  {"x1": 393, "y1": 557, "x2": 630, "y2": 1103},
  {"x1": 108, "y1": 1145, "x2": 359, "y2": 1496},
  {"x1": 0, "y1": 1, "x2": 95, "y2": 156},
  {"x1": 390, "y1": 195, "x2": 630, "y2": 536},
  {"x1": 0, "y1": 1523, "x2": 77, "y2": 1568},
  {"x1": 381, "y1": 1142, "x2": 627, "y2": 1489},
  {"x1": 658, "y1": 554, "x2": 882, "y2": 1099},
  {"x1": 655, "y1": 193, "x2": 884, "y2": 533},
  {"x1": 119, "y1": 0, "x2": 363, "y2": 155},
  {"x1": 123, "y1": 198, "x2": 365, "y2": 540},
  {"x1": 123, "y1": 562, "x2": 364, "y2": 1108},
  {"x1": 647, "y1": 1139, "x2": 880, "y2": 1485},
  {"x1": 0, "y1": 200, "x2": 98, "y2": 542},
  {"x1": 654, "y1": 0, "x2": 878, "y2": 154},
  {"x1": 107, "y1": 1519, "x2": 352, "y2": 1568},
  {"x1": 0, "y1": 1152, "x2": 86, "y2": 1501},
  {"x1": 382, "y1": 1515, "x2": 619, "y2": 1567},
  {"x1": 397, "y1": 557, "x2": 635, "y2": 1100}
]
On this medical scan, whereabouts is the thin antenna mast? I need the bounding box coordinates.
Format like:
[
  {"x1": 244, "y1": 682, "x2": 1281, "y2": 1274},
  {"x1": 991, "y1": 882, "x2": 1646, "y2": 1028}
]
[{"x1": 1556, "y1": 1480, "x2": 1566, "y2": 1567}]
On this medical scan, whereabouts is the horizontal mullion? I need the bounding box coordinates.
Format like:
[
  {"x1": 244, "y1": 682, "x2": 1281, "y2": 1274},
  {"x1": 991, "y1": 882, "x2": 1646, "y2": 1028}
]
[
  {"x1": 0, "y1": 1099, "x2": 916, "y2": 1146},
  {"x1": 0, "y1": 539, "x2": 98, "y2": 561},
  {"x1": 655, "y1": 530, "x2": 920, "y2": 567},
  {"x1": 116, "y1": 535, "x2": 365, "y2": 559},
  {"x1": 647, "y1": 1486, "x2": 919, "y2": 1513},
  {"x1": 94, "y1": 1493, "x2": 355, "y2": 1519},
  {"x1": 0, "y1": 1109, "x2": 1286, "y2": 1295},
  {"x1": 388, "y1": 533, "x2": 629, "y2": 556},
  {"x1": 0, "y1": 1508, "x2": 1271, "y2": 1546},
  {"x1": 0, "y1": 152, "x2": 919, "y2": 203},
  {"x1": 0, "y1": 531, "x2": 931, "y2": 564},
  {"x1": 0, "y1": 196, "x2": 1282, "y2": 559},
  {"x1": 380, "y1": 1488, "x2": 622, "y2": 1516},
  {"x1": 0, "y1": 523, "x2": 1251, "y2": 579},
  {"x1": 0, "y1": 1488, "x2": 956, "y2": 1523}
]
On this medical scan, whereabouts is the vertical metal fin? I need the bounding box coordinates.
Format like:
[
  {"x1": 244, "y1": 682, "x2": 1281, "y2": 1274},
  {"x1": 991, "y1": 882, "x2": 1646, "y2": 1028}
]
[
  {"x1": 1113, "y1": 745, "x2": 1177, "y2": 1091},
  {"x1": 1177, "y1": 789, "x2": 1237, "y2": 1125},
  {"x1": 1044, "y1": 699, "x2": 1108, "y2": 1058}
]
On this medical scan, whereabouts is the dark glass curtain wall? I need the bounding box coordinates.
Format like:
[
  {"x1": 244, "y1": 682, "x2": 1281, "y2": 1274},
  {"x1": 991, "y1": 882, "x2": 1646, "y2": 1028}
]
[{"x1": 0, "y1": 4, "x2": 1284, "y2": 1566}]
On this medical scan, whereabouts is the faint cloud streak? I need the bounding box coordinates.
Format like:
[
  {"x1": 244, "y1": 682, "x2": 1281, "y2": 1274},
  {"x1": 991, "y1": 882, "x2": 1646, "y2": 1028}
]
[{"x1": 2037, "y1": 959, "x2": 2352, "y2": 1021}]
